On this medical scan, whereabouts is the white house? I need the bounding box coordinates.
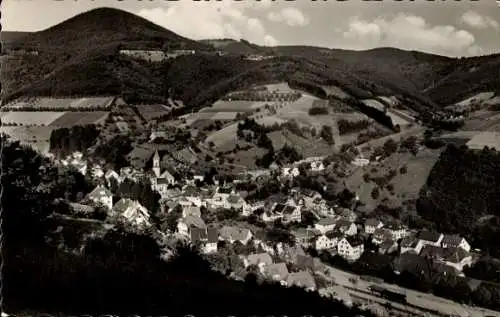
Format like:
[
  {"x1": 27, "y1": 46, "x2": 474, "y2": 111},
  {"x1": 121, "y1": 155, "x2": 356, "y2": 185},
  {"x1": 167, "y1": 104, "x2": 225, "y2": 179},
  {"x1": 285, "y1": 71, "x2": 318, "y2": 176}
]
[
  {"x1": 264, "y1": 262, "x2": 289, "y2": 285},
  {"x1": 282, "y1": 166, "x2": 300, "y2": 178},
  {"x1": 337, "y1": 237, "x2": 365, "y2": 262},
  {"x1": 86, "y1": 185, "x2": 113, "y2": 210},
  {"x1": 282, "y1": 205, "x2": 302, "y2": 224},
  {"x1": 105, "y1": 170, "x2": 122, "y2": 186},
  {"x1": 335, "y1": 219, "x2": 357, "y2": 236},
  {"x1": 364, "y1": 218, "x2": 384, "y2": 234},
  {"x1": 243, "y1": 253, "x2": 273, "y2": 273},
  {"x1": 310, "y1": 161, "x2": 325, "y2": 172},
  {"x1": 182, "y1": 205, "x2": 201, "y2": 218},
  {"x1": 385, "y1": 223, "x2": 409, "y2": 241},
  {"x1": 112, "y1": 198, "x2": 151, "y2": 228},
  {"x1": 314, "y1": 217, "x2": 338, "y2": 234},
  {"x1": 314, "y1": 231, "x2": 342, "y2": 250},
  {"x1": 219, "y1": 226, "x2": 253, "y2": 245},
  {"x1": 177, "y1": 215, "x2": 207, "y2": 236},
  {"x1": 441, "y1": 234, "x2": 471, "y2": 252},
  {"x1": 190, "y1": 227, "x2": 219, "y2": 254}
]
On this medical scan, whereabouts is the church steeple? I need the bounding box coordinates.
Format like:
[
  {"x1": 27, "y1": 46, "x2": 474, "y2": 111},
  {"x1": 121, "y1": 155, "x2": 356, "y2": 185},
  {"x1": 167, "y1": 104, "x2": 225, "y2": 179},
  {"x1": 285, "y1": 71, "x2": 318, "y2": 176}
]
[{"x1": 153, "y1": 150, "x2": 160, "y2": 178}]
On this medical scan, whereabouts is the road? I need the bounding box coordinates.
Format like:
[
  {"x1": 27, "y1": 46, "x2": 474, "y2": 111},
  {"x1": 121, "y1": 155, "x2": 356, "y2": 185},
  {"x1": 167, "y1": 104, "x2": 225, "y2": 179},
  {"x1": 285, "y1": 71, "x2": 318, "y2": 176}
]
[{"x1": 321, "y1": 265, "x2": 500, "y2": 317}]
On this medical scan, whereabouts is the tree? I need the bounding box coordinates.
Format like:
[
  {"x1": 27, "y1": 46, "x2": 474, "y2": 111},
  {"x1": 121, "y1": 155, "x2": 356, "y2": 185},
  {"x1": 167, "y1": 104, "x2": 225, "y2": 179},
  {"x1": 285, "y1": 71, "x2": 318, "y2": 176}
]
[
  {"x1": 320, "y1": 125, "x2": 334, "y2": 145},
  {"x1": 371, "y1": 187, "x2": 380, "y2": 200},
  {"x1": 382, "y1": 139, "x2": 398, "y2": 156}
]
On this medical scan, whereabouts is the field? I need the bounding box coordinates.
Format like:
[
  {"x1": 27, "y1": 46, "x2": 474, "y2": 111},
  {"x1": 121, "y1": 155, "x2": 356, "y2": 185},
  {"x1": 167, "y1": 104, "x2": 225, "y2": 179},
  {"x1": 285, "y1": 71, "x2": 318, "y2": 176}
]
[
  {"x1": 1, "y1": 111, "x2": 66, "y2": 125},
  {"x1": 466, "y1": 131, "x2": 500, "y2": 150},
  {"x1": 205, "y1": 123, "x2": 239, "y2": 147},
  {"x1": 461, "y1": 110, "x2": 500, "y2": 131},
  {"x1": 377, "y1": 96, "x2": 399, "y2": 107},
  {"x1": 136, "y1": 104, "x2": 171, "y2": 121},
  {"x1": 454, "y1": 91, "x2": 495, "y2": 107},
  {"x1": 49, "y1": 111, "x2": 109, "y2": 127},
  {"x1": 267, "y1": 129, "x2": 334, "y2": 157},
  {"x1": 344, "y1": 148, "x2": 442, "y2": 210},
  {"x1": 322, "y1": 86, "x2": 352, "y2": 100},
  {"x1": 4, "y1": 96, "x2": 117, "y2": 110},
  {"x1": 264, "y1": 82, "x2": 293, "y2": 92},
  {"x1": 207, "y1": 100, "x2": 265, "y2": 112},
  {"x1": 209, "y1": 112, "x2": 239, "y2": 121},
  {"x1": 0, "y1": 126, "x2": 55, "y2": 154}
]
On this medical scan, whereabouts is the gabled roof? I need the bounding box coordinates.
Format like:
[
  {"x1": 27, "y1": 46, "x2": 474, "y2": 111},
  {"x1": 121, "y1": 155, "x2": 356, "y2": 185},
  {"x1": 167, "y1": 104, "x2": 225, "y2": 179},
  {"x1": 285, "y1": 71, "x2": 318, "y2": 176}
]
[
  {"x1": 287, "y1": 271, "x2": 316, "y2": 289},
  {"x1": 247, "y1": 253, "x2": 273, "y2": 266},
  {"x1": 182, "y1": 205, "x2": 201, "y2": 218},
  {"x1": 344, "y1": 236, "x2": 364, "y2": 247},
  {"x1": 219, "y1": 226, "x2": 252, "y2": 242},
  {"x1": 317, "y1": 217, "x2": 337, "y2": 226},
  {"x1": 87, "y1": 185, "x2": 113, "y2": 200},
  {"x1": 227, "y1": 194, "x2": 242, "y2": 204},
  {"x1": 295, "y1": 254, "x2": 316, "y2": 270},
  {"x1": 207, "y1": 227, "x2": 219, "y2": 243},
  {"x1": 112, "y1": 198, "x2": 137, "y2": 213},
  {"x1": 190, "y1": 227, "x2": 208, "y2": 243},
  {"x1": 283, "y1": 205, "x2": 298, "y2": 215},
  {"x1": 273, "y1": 203, "x2": 287, "y2": 214},
  {"x1": 420, "y1": 245, "x2": 445, "y2": 259},
  {"x1": 336, "y1": 219, "x2": 353, "y2": 230},
  {"x1": 418, "y1": 230, "x2": 442, "y2": 243},
  {"x1": 400, "y1": 237, "x2": 418, "y2": 248},
  {"x1": 181, "y1": 215, "x2": 207, "y2": 229},
  {"x1": 265, "y1": 262, "x2": 289, "y2": 280},
  {"x1": 365, "y1": 218, "x2": 383, "y2": 227},
  {"x1": 325, "y1": 230, "x2": 343, "y2": 240},
  {"x1": 441, "y1": 234, "x2": 464, "y2": 247}
]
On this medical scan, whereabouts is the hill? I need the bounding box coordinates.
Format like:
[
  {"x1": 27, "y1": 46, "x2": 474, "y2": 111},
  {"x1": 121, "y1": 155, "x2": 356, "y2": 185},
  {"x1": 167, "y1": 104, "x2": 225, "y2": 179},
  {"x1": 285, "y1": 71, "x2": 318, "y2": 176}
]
[
  {"x1": 3, "y1": 8, "x2": 500, "y2": 113},
  {"x1": 10, "y1": 7, "x2": 209, "y2": 53},
  {"x1": 1, "y1": 31, "x2": 33, "y2": 51}
]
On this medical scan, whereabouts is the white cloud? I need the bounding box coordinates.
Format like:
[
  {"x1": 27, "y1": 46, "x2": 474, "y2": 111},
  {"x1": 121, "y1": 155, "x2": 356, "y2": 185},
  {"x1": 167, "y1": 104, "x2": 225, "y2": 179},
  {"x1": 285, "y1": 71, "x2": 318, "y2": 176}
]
[
  {"x1": 267, "y1": 8, "x2": 309, "y2": 27},
  {"x1": 460, "y1": 11, "x2": 499, "y2": 30},
  {"x1": 138, "y1": 2, "x2": 278, "y2": 46},
  {"x1": 341, "y1": 13, "x2": 480, "y2": 56}
]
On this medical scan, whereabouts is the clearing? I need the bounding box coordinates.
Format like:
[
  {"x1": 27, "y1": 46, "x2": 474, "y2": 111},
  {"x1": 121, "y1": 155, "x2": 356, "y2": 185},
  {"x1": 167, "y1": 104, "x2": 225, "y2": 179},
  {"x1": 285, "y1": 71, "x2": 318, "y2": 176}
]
[
  {"x1": 49, "y1": 111, "x2": 109, "y2": 127},
  {"x1": 1, "y1": 111, "x2": 66, "y2": 126}
]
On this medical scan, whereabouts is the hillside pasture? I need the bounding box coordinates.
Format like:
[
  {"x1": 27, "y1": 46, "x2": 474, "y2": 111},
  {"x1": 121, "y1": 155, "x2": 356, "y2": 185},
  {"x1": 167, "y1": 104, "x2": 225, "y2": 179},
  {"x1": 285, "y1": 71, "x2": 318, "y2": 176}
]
[
  {"x1": 205, "y1": 122, "x2": 239, "y2": 147},
  {"x1": 455, "y1": 92, "x2": 495, "y2": 107},
  {"x1": 0, "y1": 126, "x2": 54, "y2": 154},
  {"x1": 209, "y1": 112, "x2": 239, "y2": 121},
  {"x1": 208, "y1": 100, "x2": 264, "y2": 112},
  {"x1": 267, "y1": 129, "x2": 334, "y2": 157},
  {"x1": 466, "y1": 131, "x2": 500, "y2": 151},
  {"x1": 322, "y1": 85, "x2": 352, "y2": 100},
  {"x1": 136, "y1": 104, "x2": 170, "y2": 121},
  {"x1": 49, "y1": 111, "x2": 109, "y2": 127},
  {"x1": 264, "y1": 82, "x2": 293, "y2": 92},
  {"x1": 1, "y1": 111, "x2": 66, "y2": 126},
  {"x1": 461, "y1": 110, "x2": 500, "y2": 131},
  {"x1": 255, "y1": 115, "x2": 287, "y2": 127}
]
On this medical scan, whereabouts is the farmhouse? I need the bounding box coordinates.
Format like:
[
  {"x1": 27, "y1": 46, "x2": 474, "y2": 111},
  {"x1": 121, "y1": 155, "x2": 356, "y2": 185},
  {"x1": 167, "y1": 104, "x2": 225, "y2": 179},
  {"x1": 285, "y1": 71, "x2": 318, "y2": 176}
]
[
  {"x1": 441, "y1": 234, "x2": 471, "y2": 252},
  {"x1": 314, "y1": 231, "x2": 342, "y2": 251},
  {"x1": 177, "y1": 215, "x2": 207, "y2": 237},
  {"x1": 219, "y1": 226, "x2": 253, "y2": 245},
  {"x1": 86, "y1": 185, "x2": 113, "y2": 210},
  {"x1": 314, "y1": 217, "x2": 338, "y2": 234},
  {"x1": 112, "y1": 198, "x2": 151, "y2": 228},
  {"x1": 364, "y1": 218, "x2": 384, "y2": 234},
  {"x1": 337, "y1": 236, "x2": 365, "y2": 262}
]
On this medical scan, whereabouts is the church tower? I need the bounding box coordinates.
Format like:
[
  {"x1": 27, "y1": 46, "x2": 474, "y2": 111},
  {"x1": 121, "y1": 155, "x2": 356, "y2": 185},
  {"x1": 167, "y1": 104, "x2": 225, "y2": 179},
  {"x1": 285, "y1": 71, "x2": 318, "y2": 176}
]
[{"x1": 152, "y1": 150, "x2": 161, "y2": 178}]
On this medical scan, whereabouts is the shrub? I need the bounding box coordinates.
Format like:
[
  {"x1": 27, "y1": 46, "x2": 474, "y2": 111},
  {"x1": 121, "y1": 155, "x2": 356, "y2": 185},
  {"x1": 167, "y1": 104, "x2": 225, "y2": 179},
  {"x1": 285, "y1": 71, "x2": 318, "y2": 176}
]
[{"x1": 308, "y1": 107, "x2": 329, "y2": 115}]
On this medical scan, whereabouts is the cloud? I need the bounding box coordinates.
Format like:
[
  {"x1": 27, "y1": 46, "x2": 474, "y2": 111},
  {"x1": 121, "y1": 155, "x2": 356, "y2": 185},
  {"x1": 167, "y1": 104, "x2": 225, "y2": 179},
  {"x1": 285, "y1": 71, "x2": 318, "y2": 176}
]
[
  {"x1": 267, "y1": 8, "x2": 309, "y2": 27},
  {"x1": 341, "y1": 13, "x2": 480, "y2": 56},
  {"x1": 460, "y1": 11, "x2": 499, "y2": 30},
  {"x1": 138, "y1": 2, "x2": 277, "y2": 45}
]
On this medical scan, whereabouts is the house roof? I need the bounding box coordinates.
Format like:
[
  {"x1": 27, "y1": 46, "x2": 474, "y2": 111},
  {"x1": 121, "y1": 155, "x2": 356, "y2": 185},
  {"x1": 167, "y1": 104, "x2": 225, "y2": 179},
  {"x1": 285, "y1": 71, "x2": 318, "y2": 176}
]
[
  {"x1": 441, "y1": 234, "x2": 464, "y2": 247},
  {"x1": 296, "y1": 254, "x2": 315, "y2": 270},
  {"x1": 317, "y1": 217, "x2": 337, "y2": 226},
  {"x1": 283, "y1": 205, "x2": 297, "y2": 215},
  {"x1": 365, "y1": 218, "x2": 383, "y2": 227},
  {"x1": 182, "y1": 215, "x2": 207, "y2": 229},
  {"x1": 325, "y1": 230, "x2": 343, "y2": 239},
  {"x1": 393, "y1": 253, "x2": 430, "y2": 273},
  {"x1": 273, "y1": 203, "x2": 287, "y2": 214},
  {"x1": 264, "y1": 262, "x2": 289, "y2": 280},
  {"x1": 219, "y1": 226, "x2": 251, "y2": 242},
  {"x1": 287, "y1": 271, "x2": 316, "y2": 289},
  {"x1": 345, "y1": 236, "x2": 364, "y2": 247},
  {"x1": 207, "y1": 227, "x2": 218, "y2": 243},
  {"x1": 335, "y1": 219, "x2": 353, "y2": 230},
  {"x1": 247, "y1": 253, "x2": 273, "y2": 267},
  {"x1": 112, "y1": 198, "x2": 137, "y2": 213},
  {"x1": 418, "y1": 230, "x2": 442, "y2": 243},
  {"x1": 400, "y1": 237, "x2": 418, "y2": 248},
  {"x1": 182, "y1": 205, "x2": 201, "y2": 218},
  {"x1": 420, "y1": 245, "x2": 445, "y2": 259},
  {"x1": 227, "y1": 194, "x2": 242, "y2": 204},
  {"x1": 87, "y1": 185, "x2": 113, "y2": 200},
  {"x1": 442, "y1": 247, "x2": 471, "y2": 263},
  {"x1": 379, "y1": 240, "x2": 396, "y2": 250},
  {"x1": 69, "y1": 202, "x2": 95, "y2": 214},
  {"x1": 191, "y1": 227, "x2": 208, "y2": 243}
]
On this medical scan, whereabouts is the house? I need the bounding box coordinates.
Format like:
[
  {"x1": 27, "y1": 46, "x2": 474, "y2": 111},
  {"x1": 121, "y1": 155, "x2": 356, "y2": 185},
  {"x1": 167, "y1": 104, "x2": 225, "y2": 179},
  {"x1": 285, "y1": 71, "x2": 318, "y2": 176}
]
[
  {"x1": 335, "y1": 219, "x2": 357, "y2": 236},
  {"x1": 364, "y1": 218, "x2": 384, "y2": 234},
  {"x1": 104, "y1": 170, "x2": 122, "y2": 187},
  {"x1": 264, "y1": 262, "x2": 289, "y2": 284},
  {"x1": 379, "y1": 240, "x2": 398, "y2": 255},
  {"x1": 314, "y1": 217, "x2": 338, "y2": 234},
  {"x1": 182, "y1": 205, "x2": 201, "y2": 218},
  {"x1": 226, "y1": 194, "x2": 247, "y2": 210},
  {"x1": 86, "y1": 185, "x2": 113, "y2": 210},
  {"x1": 286, "y1": 271, "x2": 316, "y2": 291},
  {"x1": 417, "y1": 230, "x2": 444, "y2": 248},
  {"x1": 337, "y1": 236, "x2": 365, "y2": 261},
  {"x1": 219, "y1": 226, "x2": 253, "y2": 244},
  {"x1": 400, "y1": 237, "x2": 423, "y2": 254},
  {"x1": 441, "y1": 234, "x2": 471, "y2": 252},
  {"x1": 282, "y1": 204, "x2": 302, "y2": 223},
  {"x1": 244, "y1": 253, "x2": 273, "y2": 273},
  {"x1": 177, "y1": 215, "x2": 207, "y2": 236},
  {"x1": 292, "y1": 228, "x2": 320, "y2": 247},
  {"x1": 338, "y1": 208, "x2": 358, "y2": 222},
  {"x1": 420, "y1": 246, "x2": 473, "y2": 272},
  {"x1": 372, "y1": 228, "x2": 393, "y2": 245},
  {"x1": 314, "y1": 231, "x2": 342, "y2": 250},
  {"x1": 310, "y1": 161, "x2": 325, "y2": 172},
  {"x1": 385, "y1": 223, "x2": 408, "y2": 241},
  {"x1": 190, "y1": 227, "x2": 218, "y2": 254},
  {"x1": 282, "y1": 166, "x2": 300, "y2": 178},
  {"x1": 90, "y1": 165, "x2": 104, "y2": 179},
  {"x1": 151, "y1": 150, "x2": 176, "y2": 195},
  {"x1": 295, "y1": 254, "x2": 322, "y2": 272},
  {"x1": 112, "y1": 198, "x2": 151, "y2": 228}
]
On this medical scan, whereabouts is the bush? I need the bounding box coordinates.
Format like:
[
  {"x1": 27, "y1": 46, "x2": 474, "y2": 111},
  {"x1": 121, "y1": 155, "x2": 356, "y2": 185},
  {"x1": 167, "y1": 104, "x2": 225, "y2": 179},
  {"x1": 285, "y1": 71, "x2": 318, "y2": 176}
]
[
  {"x1": 338, "y1": 119, "x2": 371, "y2": 135},
  {"x1": 308, "y1": 107, "x2": 329, "y2": 115},
  {"x1": 371, "y1": 187, "x2": 380, "y2": 200}
]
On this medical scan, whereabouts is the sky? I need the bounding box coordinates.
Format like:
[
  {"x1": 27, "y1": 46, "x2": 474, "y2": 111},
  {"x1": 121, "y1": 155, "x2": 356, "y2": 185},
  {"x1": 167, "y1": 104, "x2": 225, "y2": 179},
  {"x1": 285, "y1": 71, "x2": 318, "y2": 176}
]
[{"x1": 2, "y1": 0, "x2": 500, "y2": 57}]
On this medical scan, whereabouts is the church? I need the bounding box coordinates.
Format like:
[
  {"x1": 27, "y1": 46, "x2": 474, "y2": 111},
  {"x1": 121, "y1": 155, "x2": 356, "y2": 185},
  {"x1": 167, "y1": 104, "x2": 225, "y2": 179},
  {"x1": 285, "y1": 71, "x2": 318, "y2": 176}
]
[{"x1": 150, "y1": 150, "x2": 176, "y2": 196}]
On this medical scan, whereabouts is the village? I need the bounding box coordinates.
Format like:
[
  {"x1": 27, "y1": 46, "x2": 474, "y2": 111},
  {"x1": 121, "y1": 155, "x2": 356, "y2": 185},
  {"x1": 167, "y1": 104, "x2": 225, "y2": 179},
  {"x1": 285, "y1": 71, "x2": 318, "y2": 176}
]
[{"x1": 49, "y1": 142, "x2": 495, "y2": 317}]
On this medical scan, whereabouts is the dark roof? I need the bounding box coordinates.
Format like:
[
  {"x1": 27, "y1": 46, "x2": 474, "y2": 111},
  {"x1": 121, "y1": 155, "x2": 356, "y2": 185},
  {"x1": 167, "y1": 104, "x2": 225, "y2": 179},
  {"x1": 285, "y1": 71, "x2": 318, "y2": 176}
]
[
  {"x1": 345, "y1": 236, "x2": 364, "y2": 247},
  {"x1": 418, "y1": 230, "x2": 442, "y2": 243},
  {"x1": 283, "y1": 205, "x2": 297, "y2": 215},
  {"x1": 393, "y1": 253, "x2": 430, "y2": 273},
  {"x1": 207, "y1": 227, "x2": 218, "y2": 243},
  {"x1": 400, "y1": 237, "x2": 418, "y2": 248},
  {"x1": 325, "y1": 230, "x2": 343, "y2": 239},
  {"x1": 273, "y1": 204, "x2": 287, "y2": 214},
  {"x1": 295, "y1": 254, "x2": 315, "y2": 271},
  {"x1": 365, "y1": 218, "x2": 382, "y2": 227},
  {"x1": 191, "y1": 227, "x2": 208, "y2": 243},
  {"x1": 441, "y1": 234, "x2": 464, "y2": 247},
  {"x1": 336, "y1": 219, "x2": 353, "y2": 229},
  {"x1": 157, "y1": 178, "x2": 170, "y2": 185},
  {"x1": 420, "y1": 245, "x2": 445, "y2": 259}
]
